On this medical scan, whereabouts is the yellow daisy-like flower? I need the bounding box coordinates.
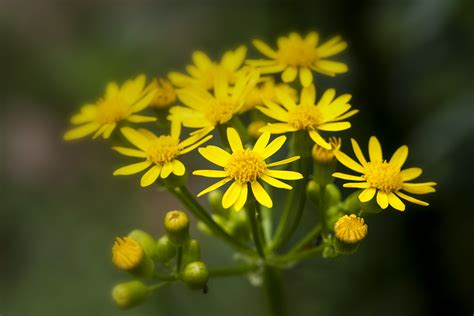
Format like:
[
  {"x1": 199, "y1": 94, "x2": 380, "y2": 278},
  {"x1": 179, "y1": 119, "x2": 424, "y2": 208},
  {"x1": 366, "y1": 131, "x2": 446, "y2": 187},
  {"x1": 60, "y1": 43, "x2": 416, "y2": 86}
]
[
  {"x1": 168, "y1": 71, "x2": 259, "y2": 132},
  {"x1": 240, "y1": 77, "x2": 297, "y2": 112},
  {"x1": 333, "y1": 137, "x2": 437, "y2": 211},
  {"x1": 112, "y1": 124, "x2": 213, "y2": 187},
  {"x1": 334, "y1": 214, "x2": 368, "y2": 244},
  {"x1": 257, "y1": 84, "x2": 358, "y2": 149},
  {"x1": 64, "y1": 75, "x2": 157, "y2": 141},
  {"x1": 112, "y1": 236, "x2": 144, "y2": 271},
  {"x1": 248, "y1": 32, "x2": 348, "y2": 87},
  {"x1": 149, "y1": 78, "x2": 176, "y2": 109},
  {"x1": 168, "y1": 46, "x2": 247, "y2": 90},
  {"x1": 193, "y1": 128, "x2": 303, "y2": 211}
]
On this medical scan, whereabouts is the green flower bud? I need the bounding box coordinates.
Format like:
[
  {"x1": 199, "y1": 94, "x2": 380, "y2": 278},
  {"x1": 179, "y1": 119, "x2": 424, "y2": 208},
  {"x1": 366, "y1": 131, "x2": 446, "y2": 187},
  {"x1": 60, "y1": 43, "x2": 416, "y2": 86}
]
[
  {"x1": 325, "y1": 183, "x2": 341, "y2": 207},
  {"x1": 155, "y1": 235, "x2": 176, "y2": 263},
  {"x1": 128, "y1": 229, "x2": 157, "y2": 260},
  {"x1": 208, "y1": 190, "x2": 226, "y2": 214},
  {"x1": 343, "y1": 191, "x2": 361, "y2": 212},
  {"x1": 326, "y1": 205, "x2": 344, "y2": 230},
  {"x1": 306, "y1": 180, "x2": 321, "y2": 206},
  {"x1": 228, "y1": 210, "x2": 250, "y2": 242},
  {"x1": 164, "y1": 210, "x2": 190, "y2": 246},
  {"x1": 182, "y1": 239, "x2": 201, "y2": 268},
  {"x1": 112, "y1": 280, "x2": 151, "y2": 310},
  {"x1": 182, "y1": 261, "x2": 209, "y2": 290}
]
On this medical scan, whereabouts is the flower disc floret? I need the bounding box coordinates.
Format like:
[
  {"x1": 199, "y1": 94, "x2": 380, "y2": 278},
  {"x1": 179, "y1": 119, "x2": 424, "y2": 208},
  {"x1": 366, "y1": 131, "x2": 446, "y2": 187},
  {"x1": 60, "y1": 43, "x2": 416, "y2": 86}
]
[{"x1": 225, "y1": 150, "x2": 267, "y2": 184}]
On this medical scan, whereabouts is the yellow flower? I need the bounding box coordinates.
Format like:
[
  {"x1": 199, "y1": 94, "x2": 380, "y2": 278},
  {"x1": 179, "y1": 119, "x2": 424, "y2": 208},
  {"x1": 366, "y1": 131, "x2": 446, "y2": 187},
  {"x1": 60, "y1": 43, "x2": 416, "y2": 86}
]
[
  {"x1": 112, "y1": 124, "x2": 213, "y2": 187},
  {"x1": 168, "y1": 71, "x2": 259, "y2": 132},
  {"x1": 247, "y1": 120, "x2": 267, "y2": 139},
  {"x1": 168, "y1": 46, "x2": 247, "y2": 90},
  {"x1": 333, "y1": 137, "x2": 437, "y2": 211},
  {"x1": 112, "y1": 237, "x2": 144, "y2": 271},
  {"x1": 312, "y1": 137, "x2": 341, "y2": 163},
  {"x1": 149, "y1": 78, "x2": 176, "y2": 109},
  {"x1": 248, "y1": 32, "x2": 348, "y2": 87},
  {"x1": 334, "y1": 214, "x2": 368, "y2": 244},
  {"x1": 257, "y1": 84, "x2": 358, "y2": 149},
  {"x1": 64, "y1": 75, "x2": 157, "y2": 140},
  {"x1": 240, "y1": 77, "x2": 297, "y2": 112},
  {"x1": 193, "y1": 127, "x2": 303, "y2": 211}
]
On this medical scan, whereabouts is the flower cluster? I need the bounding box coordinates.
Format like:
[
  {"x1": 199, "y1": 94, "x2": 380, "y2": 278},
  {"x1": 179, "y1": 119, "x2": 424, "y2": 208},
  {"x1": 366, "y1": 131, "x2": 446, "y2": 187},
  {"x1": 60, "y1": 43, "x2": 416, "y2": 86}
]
[{"x1": 65, "y1": 31, "x2": 436, "y2": 313}]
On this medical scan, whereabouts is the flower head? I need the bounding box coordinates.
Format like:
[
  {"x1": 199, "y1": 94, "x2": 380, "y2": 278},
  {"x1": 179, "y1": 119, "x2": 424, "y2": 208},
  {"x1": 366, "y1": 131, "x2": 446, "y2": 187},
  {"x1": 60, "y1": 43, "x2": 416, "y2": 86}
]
[
  {"x1": 193, "y1": 128, "x2": 303, "y2": 211},
  {"x1": 334, "y1": 214, "x2": 368, "y2": 244},
  {"x1": 168, "y1": 71, "x2": 259, "y2": 132},
  {"x1": 333, "y1": 137, "x2": 437, "y2": 211},
  {"x1": 112, "y1": 237, "x2": 144, "y2": 270},
  {"x1": 248, "y1": 32, "x2": 348, "y2": 87},
  {"x1": 149, "y1": 78, "x2": 176, "y2": 109},
  {"x1": 258, "y1": 84, "x2": 358, "y2": 149},
  {"x1": 112, "y1": 123, "x2": 212, "y2": 187},
  {"x1": 169, "y1": 46, "x2": 247, "y2": 90},
  {"x1": 240, "y1": 77, "x2": 297, "y2": 112},
  {"x1": 312, "y1": 137, "x2": 341, "y2": 163},
  {"x1": 64, "y1": 75, "x2": 157, "y2": 140}
]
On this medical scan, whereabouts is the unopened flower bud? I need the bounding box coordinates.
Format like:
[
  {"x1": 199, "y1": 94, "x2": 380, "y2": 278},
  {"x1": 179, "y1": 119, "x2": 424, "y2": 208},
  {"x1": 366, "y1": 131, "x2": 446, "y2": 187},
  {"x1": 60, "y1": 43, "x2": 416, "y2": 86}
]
[
  {"x1": 182, "y1": 239, "x2": 201, "y2": 268},
  {"x1": 112, "y1": 236, "x2": 154, "y2": 277},
  {"x1": 313, "y1": 138, "x2": 341, "y2": 186},
  {"x1": 164, "y1": 210, "x2": 190, "y2": 246},
  {"x1": 149, "y1": 78, "x2": 176, "y2": 109},
  {"x1": 128, "y1": 229, "x2": 157, "y2": 260},
  {"x1": 208, "y1": 190, "x2": 225, "y2": 214},
  {"x1": 155, "y1": 235, "x2": 176, "y2": 263},
  {"x1": 247, "y1": 120, "x2": 266, "y2": 139},
  {"x1": 334, "y1": 214, "x2": 368, "y2": 254},
  {"x1": 325, "y1": 183, "x2": 342, "y2": 207},
  {"x1": 112, "y1": 280, "x2": 151, "y2": 310},
  {"x1": 306, "y1": 180, "x2": 321, "y2": 206},
  {"x1": 182, "y1": 261, "x2": 209, "y2": 290}
]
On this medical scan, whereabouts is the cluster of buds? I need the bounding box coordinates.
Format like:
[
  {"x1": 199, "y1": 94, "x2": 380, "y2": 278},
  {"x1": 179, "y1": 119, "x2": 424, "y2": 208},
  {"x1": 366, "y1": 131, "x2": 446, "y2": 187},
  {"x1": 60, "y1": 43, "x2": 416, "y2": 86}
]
[{"x1": 111, "y1": 210, "x2": 209, "y2": 309}]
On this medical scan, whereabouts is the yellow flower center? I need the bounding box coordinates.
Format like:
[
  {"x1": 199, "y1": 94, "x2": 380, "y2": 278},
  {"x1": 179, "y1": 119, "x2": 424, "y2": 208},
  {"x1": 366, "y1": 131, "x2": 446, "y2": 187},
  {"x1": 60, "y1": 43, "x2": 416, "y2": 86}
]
[
  {"x1": 112, "y1": 237, "x2": 143, "y2": 270},
  {"x1": 225, "y1": 149, "x2": 267, "y2": 184},
  {"x1": 334, "y1": 214, "x2": 368, "y2": 244},
  {"x1": 312, "y1": 137, "x2": 341, "y2": 163},
  {"x1": 364, "y1": 161, "x2": 403, "y2": 193},
  {"x1": 96, "y1": 97, "x2": 129, "y2": 124},
  {"x1": 277, "y1": 37, "x2": 318, "y2": 67},
  {"x1": 205, "y1": 99, "x2": 237, "y2": 125},
  {"x1": 146, "y1": 136, "x2": 180, "y2": 165},
  {"x1": 287, "y1": 104, "x2": 322, "y2": 130}
]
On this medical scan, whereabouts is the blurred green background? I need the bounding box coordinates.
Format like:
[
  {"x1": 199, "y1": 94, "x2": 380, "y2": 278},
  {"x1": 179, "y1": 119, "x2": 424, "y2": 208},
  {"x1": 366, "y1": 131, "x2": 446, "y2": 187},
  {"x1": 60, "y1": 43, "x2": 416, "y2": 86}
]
[{"x1": 1, "y1": 0, "x2": 473, "y2": 315}]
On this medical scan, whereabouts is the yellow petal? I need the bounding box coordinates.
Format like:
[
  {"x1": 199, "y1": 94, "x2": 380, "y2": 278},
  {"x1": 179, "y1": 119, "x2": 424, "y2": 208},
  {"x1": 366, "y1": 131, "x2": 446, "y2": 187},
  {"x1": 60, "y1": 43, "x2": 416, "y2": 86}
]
[
  {"x1": 113, "y1": 161, "x2": 152, "y2": 175},
  {"x1": 140, "y1": 165, "x2": 161, "y2": 187},
  {"x1": 63, "y1": 122, "x2": 100, "y2": 141},
  {"x1": 260, "y1": 174, "x2": 292, "y2": 189},
  {"x1": 334, "y1": 150, "x2": 365, "y2": 173},
  {"x1": 126, "y1": 115, "x2": 157, "y2": 123},
  {"x1": 179, "y1": 135, "x2": 213, "y2": 155},
  {"x1": 121, "y1": 127, "x2": 150, "y2": 151},
  {"x1": 343, "y1": 182, "x2": 370, "y2": 188},
  {"x1": 300, "y1": 84, "x2": 316, "y2": 105},
  {"x1": 222, "y1": 181, "x2": 242, "y2": 209},
  {"x1": 265, "y1": 169, "x2": 303, "y2": 180},
  {"x1": 266, "y1": 156, "x2": 300, "y2": 167},
  {"x1": 400, "y1": 168, "x2": 422, "y2": 181},
  {"x1": 395, "y1": 191, "x2": 429, "y2": 206},
  {"x1": 389, "y1": 145, "x2": 408, "y2": 169},
  {"x1": 253, "y1": 132, "x2": 271, "y2": 154},
  {"x1": 316, "y1": 89, "x2": 336, "y2": 107},
  {"x1": 251, "y1": 181, "x2": 273, "y2": 208},
  {"x1": 160, "y1": 162, "x2": 174, "y2": 178},
  {"x1": 376, "y1": 191, "x2": 389, "y2": 209},
  {"x1": 299, "y1": 67, "x2": 313, "y2": 87},
  {"x1": 317, "y1": 122, "x2": 351, "y2": 131},
  {"x1": 401, "y1": 183, "x2": 437, "y2": 194},
  {"x1": 131, "y1": 89, "x2": 156, "y2": 112},
  {"x1": 314, "y1": 60, "x2": 348, "y2": 74},
  {"x1": 305, "y1": 32, "x2": 319, "y2": 46},
  {"x1": 192, "y1": 51, "x2": 212, "y2": 69},
  {"x1": 262, "y1": 136, "x2": 286, "y2": 159},
  {"x1": 275, "y1": 88, "x2": 297, "y2": 110},
  {"x1": 359, "y1": 188, "x2": 376, "y2": 202},
  {"x1": 351, "y1": 138, "x2": 367, "y2": 166},
  {"x1": 214, "y1": 70, "x2": 228, "y2": 99},
  {"x1": 388, "y1": 192, "x2": 405, "y2": 211},
  {"x1": 102, "y1": 123, "x2": 116, "y2": 139},
  {"x1": 332, "y1": 172, "x2": 364, "y2": 181},
  {"x1": 252, "y1": 39, "x2": 277, "y2": 58},
  {"x1": 309, "y1": 130, "x2": 331, "y2": 149},
  {"x1": 112, "y1": 147, "x2": 147, "y2": 158},
  {"x1": 193, "y1": 170, "x2": 228, "y2": 178},
  {"x1": 368, "y1": 136, "x2": 383, "y2": 162},
  {"x1": 221, "y1": 45, "x2": 246, "y2": 70},
  {"x1": 281, "y1": 67, "x2": 297, "y2": 82},
  {"x1": 233, "y1": 183, "x2": 248, "y2": 211},
  {"x1": 227, "y1": 128, "x2": 244, "y2": 153},
  {"x1": 260, "y1": 123, "x2": 297, "y2": 134},
  {"x1": 197, "y1": 178, "x2": 232, "y2": 197},
  {"x1": 198, "y1": 146, "x2": 231, "y2": 167},
  {"x1": 172, "y1": 160, "x2": 186, "y2": 176}
]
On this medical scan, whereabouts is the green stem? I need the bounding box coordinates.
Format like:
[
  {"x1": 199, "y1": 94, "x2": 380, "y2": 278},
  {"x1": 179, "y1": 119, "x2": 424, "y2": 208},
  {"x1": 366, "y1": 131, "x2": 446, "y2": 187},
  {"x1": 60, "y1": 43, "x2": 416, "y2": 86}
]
[
  {"x1": 273, "y1": 244, "x2": 325, "y2": 264},
  {"x1": 209, "y1": 264, "x2": 257, "y2": 278},
  {"x1": 319, "y1": 184, "x2": 328, "y2": 236},
  {"x1": 148, "y1": 282, "x2": 172, "y2": 292},
  {"x1": 263, "y1": 266, "x2": 287, "y2": 316},
  {"x1": 170, "y1": 186, "x2": 253, "y2": 254},
  {"x1": 153, "y1": 272, "x2": 178, "y2": 281},
  {"x1": 247, "y1": 202, "x2": 266, "y2": 258},
  {"x1": 287, "y1": 224, "x2": 322, "y2": 254},
  {"x1": 176, "y1": 246, "x2": 183, "y2": 273}
]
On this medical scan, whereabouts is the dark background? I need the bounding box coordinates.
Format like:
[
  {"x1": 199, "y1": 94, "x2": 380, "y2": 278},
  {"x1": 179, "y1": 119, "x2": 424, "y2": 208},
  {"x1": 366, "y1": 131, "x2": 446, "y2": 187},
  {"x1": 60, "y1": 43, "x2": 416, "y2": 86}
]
[{"x1": 1, "y1": 0, "x2": 473, "y2": 315}]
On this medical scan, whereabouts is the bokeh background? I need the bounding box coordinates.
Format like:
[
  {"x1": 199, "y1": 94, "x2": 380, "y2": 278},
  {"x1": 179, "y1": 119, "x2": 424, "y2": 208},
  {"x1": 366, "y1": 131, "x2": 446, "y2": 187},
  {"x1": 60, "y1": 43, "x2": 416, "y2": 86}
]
[{"x1": 1, "y1": 0, "x2": 473, "y2": 315}]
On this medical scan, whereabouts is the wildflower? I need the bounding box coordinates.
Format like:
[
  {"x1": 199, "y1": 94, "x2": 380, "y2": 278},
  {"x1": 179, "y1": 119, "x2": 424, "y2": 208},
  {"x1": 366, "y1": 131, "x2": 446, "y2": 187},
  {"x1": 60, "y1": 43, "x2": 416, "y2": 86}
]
[
  {"x1": 240, "y1": 77, "x2": 297, "y2": 112},
  {"x1": 112, "y1": 124, "x2": 212, "y2": 187},
  {"x1": 193, "y1": 127, "x2": 303, "y2": 211},
  {"x1": 334, "y1": 214, "x2": 367, "y2": 244},
  {"x1": 333, "y1": 137, "x2": 437, "y2": 211},
  {"x1": 312, "y1": 137, "x2": 341, "y2": 163},
  {"x1": 64, "y1": 75, "x2": 156, "y2": 140},
  {"x1": 248, "y1": 32, "x2": 348, "y2": 87},
  {"x1": 112, "y1": 237, "x2": 144, "y2": 271},
  {"x1": 257, "y1": 84, "x2": 357, "y2": 149},
  {"x1": 169, "y1": 46, "x2": 247, "y2": 90},
  {"x1": 149, "y1": 78, "x2": 176, "y2": 109},
  {"x1": 168, "y1": 71, "x2": 259, "y2": 132}
]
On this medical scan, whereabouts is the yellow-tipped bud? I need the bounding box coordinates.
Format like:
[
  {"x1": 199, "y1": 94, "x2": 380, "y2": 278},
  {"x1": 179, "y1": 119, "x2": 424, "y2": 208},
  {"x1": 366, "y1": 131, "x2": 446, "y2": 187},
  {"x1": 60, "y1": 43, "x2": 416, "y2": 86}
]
[
  {"x1": 112, "y1": 280, "x2": 150, "y2": 310},
  {"x1": 312, "y1": 137, "x2": 341, "y2": 163},
  {"x1": 164, "y1": 210, "x2": 190, "y2": 246},
  {"x1": 150, "y1": 78, "x2": 176, "y2": 109},
  {"x1": 247, "y1": 120, "x2": 267, "y2": 139},
  {"x1": 334, "y1": 214, "x2": 368, "y2": 244},
  {"x1": 182, "y1": 261, "x2": 209, "y2": 290},
  {"x1": 112, "y1": 237, "x2": 144, "y2": 271}
]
